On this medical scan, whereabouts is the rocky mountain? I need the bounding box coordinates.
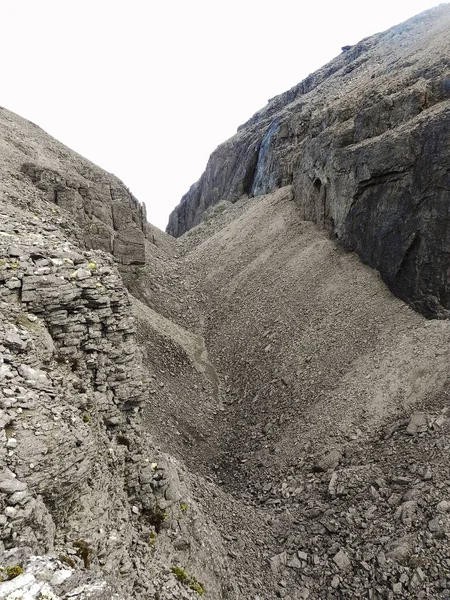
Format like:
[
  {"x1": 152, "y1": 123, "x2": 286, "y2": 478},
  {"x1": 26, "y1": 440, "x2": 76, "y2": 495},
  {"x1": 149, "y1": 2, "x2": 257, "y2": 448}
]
[
  {"x1": 1, "y1": 5, "x2": 450, "y2": 600},
  {"x1": 168, "y1": 4, "x2": 450, "y2": 319}
]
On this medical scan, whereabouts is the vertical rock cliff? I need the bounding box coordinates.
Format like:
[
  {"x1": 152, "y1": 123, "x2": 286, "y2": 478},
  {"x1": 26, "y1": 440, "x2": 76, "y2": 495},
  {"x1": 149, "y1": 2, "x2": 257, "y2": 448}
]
[{"x1": 167, "y1": 4, "x2": 450, "y2": 318}]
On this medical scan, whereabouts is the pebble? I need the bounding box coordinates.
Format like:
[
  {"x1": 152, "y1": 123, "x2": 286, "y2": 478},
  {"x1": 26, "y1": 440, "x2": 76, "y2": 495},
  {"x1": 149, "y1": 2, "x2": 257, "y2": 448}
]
[
  {"x1": 8, "y1": 490, "x2": 28, "y2": 505},
  {"x1": 437, "y1": 500, "x2": 450, "y2": 513},
  {"x1": 407, "y1": 413, "x2": 427, "y2": 435},
  {"x1": 0, "y1": 478, "x2": 27, "y2": 493},
  {"x1": 333, "y1": 549, "x2": 351, "y2": 570},
  {"x1": 331, "y1": 575, "x2": 340, "y2": 589},
  {"x1": 314, "y1": 449, "x2": 342, "y2": 472},
  {"x1": 4, "y1": 506, "x2": 18, "y2": 518}
]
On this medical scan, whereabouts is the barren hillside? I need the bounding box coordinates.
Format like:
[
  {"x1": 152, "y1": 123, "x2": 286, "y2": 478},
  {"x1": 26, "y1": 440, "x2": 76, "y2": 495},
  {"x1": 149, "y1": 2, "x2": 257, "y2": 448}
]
[{"x1": 1, "y1": 5, "x2": 450, "y2": 600}]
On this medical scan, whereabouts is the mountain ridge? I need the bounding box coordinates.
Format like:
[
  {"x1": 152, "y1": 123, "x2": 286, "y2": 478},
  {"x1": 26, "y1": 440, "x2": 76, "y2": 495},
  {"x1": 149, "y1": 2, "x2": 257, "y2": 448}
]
[{"x1": 167, "y1": 3, "x2": 450, "y2": 318}]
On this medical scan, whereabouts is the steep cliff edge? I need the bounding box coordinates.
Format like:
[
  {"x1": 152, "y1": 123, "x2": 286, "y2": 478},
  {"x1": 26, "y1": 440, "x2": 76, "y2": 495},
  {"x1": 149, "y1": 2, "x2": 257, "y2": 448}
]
[{"x1": 167, "y1": 4, "x2": 450, "y2": 318}]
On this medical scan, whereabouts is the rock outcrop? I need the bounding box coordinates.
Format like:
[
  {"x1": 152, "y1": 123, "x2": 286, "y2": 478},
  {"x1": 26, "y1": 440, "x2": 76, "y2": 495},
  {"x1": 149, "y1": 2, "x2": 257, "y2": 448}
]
[
  {"x1": 167, "y1": 4, "x2": 450, "y2": 318},
  {"x1": 0, "y1": 200, "x2": 240, "y2": 599},
  {"x1": 0, "y1": 108, "x2": 147, "y2": 265}
]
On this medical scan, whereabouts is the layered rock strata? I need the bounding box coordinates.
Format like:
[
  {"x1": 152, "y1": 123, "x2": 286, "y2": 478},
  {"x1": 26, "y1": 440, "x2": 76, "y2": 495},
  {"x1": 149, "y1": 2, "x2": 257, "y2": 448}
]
[
  {"x1": 0, "y1": 107, "x2": 146, "y2": 266},
  {"x1": 0, "y1": 202, "x2": 232, "y2": 600}
]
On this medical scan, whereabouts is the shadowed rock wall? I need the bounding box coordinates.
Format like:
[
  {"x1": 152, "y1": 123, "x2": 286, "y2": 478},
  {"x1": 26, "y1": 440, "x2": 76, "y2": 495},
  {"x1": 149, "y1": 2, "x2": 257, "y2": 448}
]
[{"x1": 167, "y1": 5, "x2": 450, "y2": 317}]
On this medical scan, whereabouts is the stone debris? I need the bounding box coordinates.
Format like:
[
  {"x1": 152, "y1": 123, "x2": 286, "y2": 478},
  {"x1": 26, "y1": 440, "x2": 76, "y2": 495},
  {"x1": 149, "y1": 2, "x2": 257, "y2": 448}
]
[
  {"x1": 269, "y1": 551, "x2": 287, "y2": 574},
  {"x1": 333, "y1": 549, "x2": 351, "y2": 571},
  {"x1": 313, "y1": 449, "x2": 342, "y2": 472},
  {"x1": 2, "y1": 8, "x2": 450, "y2": 597},
  {"x1": 406, "y1": 413, "x2": 428, "y2": 435}
]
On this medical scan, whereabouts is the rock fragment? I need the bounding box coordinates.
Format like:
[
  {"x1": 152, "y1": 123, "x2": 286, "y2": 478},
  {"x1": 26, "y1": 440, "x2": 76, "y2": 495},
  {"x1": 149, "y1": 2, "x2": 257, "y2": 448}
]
[{"x1": 333, "y1": 549, "x2": 351, "y2": 570}]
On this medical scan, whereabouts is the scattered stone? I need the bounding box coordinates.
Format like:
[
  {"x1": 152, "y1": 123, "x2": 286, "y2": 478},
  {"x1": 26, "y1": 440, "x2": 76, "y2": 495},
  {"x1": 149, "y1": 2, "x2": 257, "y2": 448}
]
[
  {"x1": 410, "y1": 567, "x2": 426, "y2": 591},
  {"x1": 287, "y1": 555, "x2": 302, "y2": 569},
  {"x1": 437, "y1": 500, "x2": 450, "y2": 513},
  {"x1": 314, "y1": 449, "x2": 342, "y2": 472},
  {"x1": 386, "y1": 536, "x2": 415, "y2": 563},
  {"x1": 333, "y1": 549, "x2": 351, "y2": 571},
  {"x1": 331, "y1": 575, "x2": 340, "y2": 589},
  {"x1": 0, "y1": 478, "x2": 27, "y2": 494},
  {"x1": 392, "y1": 582, "x2": 402, "y2": 594},
  {"x1": 270, "y1": 552, "x2": 288, "y2": 574},
  {"x1": 407, "y1": 413, "x2": 427, "y2": 435}
]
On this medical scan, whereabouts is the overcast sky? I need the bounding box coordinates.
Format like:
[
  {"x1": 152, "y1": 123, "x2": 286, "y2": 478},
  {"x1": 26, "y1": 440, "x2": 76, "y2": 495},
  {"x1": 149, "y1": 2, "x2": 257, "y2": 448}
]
[{"x1": 0, "y1": 1, "x2": 443, "y2": 230}]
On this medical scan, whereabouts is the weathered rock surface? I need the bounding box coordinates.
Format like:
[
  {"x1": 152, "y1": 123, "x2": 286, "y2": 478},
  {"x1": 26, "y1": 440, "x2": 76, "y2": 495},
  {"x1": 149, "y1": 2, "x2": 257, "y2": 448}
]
[
  {"x1": 0, "y1": 108, "x2": 147, "y2": 265},
  {"x1": 168, "y1": 4, "x2": 450, "y2": 318},
  {"x1": 3, "y1": 6, "x2": 450, "y2": 600},
  {"x1": 0, "y1": 202, "x2": 244, "y2": 599}
]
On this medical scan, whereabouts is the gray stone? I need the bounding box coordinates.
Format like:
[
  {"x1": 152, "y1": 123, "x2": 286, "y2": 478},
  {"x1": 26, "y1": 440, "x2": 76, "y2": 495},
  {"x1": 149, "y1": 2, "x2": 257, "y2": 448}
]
[
  {"x1": 21, "y1": 162, "x2": 147, "y2": 266},
  {"x1": 386, "y1": 535, "x2": 415, "y2": 562},
  {"x1": 4, "y1": 329, "x2": 27, "y2": 352},
  {"x1": 4, "y1": 506, "x2": 18, "y2": 519},
  {"x1": 0, "y1": 478, "x2": 27, "y2": 493},
  {"x1": 314, "y1": 449, "x2": 341, "y2": 472},
  {"x1": 6, "y1": 437, "x2": 17, "y2": 449},
  {"x1": 287, "y1": 555, "x2": 302, "y2": 569},
  {"x1": 333, "y1": 549, "x2": 351, "y2": 570},
  {"x1": 17, "y1": 364, "x2": 48, "y2": 384},
  {"x1": 392, "y1": 582, "x2": 402, "y2": 594},
  {"x1": 331, "y1": 575, "x2": 340, "y2": 589},
  {"x1": 407, "y1": 413, "x2": 428, "y2": 435},
  {"x1": 270, "y1": 551, "x2": 287, "y2": 574},
  {"x1": 7, "y1": 490, "x2": 29, "y2": 505},
  {"x1": 428, "y1": 517, "x2": 446, "y2": 538},
  {"x1": 437, "y1": 500, "x2": 450, "y2": 513}
]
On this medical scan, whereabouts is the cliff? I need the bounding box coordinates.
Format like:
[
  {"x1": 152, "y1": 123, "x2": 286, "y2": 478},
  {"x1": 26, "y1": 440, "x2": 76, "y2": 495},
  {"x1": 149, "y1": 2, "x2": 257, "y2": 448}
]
[{"x1": 167, "y1": 4, "x2": 450, "y2": 318}]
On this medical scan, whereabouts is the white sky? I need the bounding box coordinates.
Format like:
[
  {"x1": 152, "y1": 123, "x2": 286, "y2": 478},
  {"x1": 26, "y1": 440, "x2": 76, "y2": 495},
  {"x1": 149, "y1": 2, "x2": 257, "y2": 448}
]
[{"x1": 0, "y1": 1, "x2": 443, "y2": 230}]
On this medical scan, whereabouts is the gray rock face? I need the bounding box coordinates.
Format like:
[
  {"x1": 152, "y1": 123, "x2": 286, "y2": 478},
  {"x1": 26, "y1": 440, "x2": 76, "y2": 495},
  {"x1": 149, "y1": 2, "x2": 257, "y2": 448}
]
[
  {"x1": 0, "y1": 203, "x2": 231, "y2": 599},
  {"x1": 0, "y1": 108, "x2": 147, "y2": 266},
  {"x1": 21, "y1": 162, "x2": 146, "y2": 266},
  {"x1": 167, "y1": 5, "x2": 450, "y2": 317}
]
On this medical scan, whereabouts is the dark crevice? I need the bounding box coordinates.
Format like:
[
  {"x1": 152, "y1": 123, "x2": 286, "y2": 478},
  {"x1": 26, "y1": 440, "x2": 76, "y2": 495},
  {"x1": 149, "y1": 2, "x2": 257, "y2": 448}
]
[
  {"x1": 243, "y1": 145, "x2": 260, "y2": 196},
  {"x1": 393, "y1": 232, "x2": 420, "y2": 278},
  {"x1": 353, "y1": 169, "x2": 410, "y2": 201}
]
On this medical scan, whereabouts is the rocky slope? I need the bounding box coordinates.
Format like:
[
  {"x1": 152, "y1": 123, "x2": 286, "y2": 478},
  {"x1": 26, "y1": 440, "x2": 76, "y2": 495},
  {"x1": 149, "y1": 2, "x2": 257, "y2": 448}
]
[
  {"x1": 167, "y1": 4, "x2": 450, "y2": 318},
  {"x1": 169, "y1": 187, "x2": 450, "y2": 599},
  {"x1": 1, "y1": 6, "x2": 450, "y2": 600}
]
